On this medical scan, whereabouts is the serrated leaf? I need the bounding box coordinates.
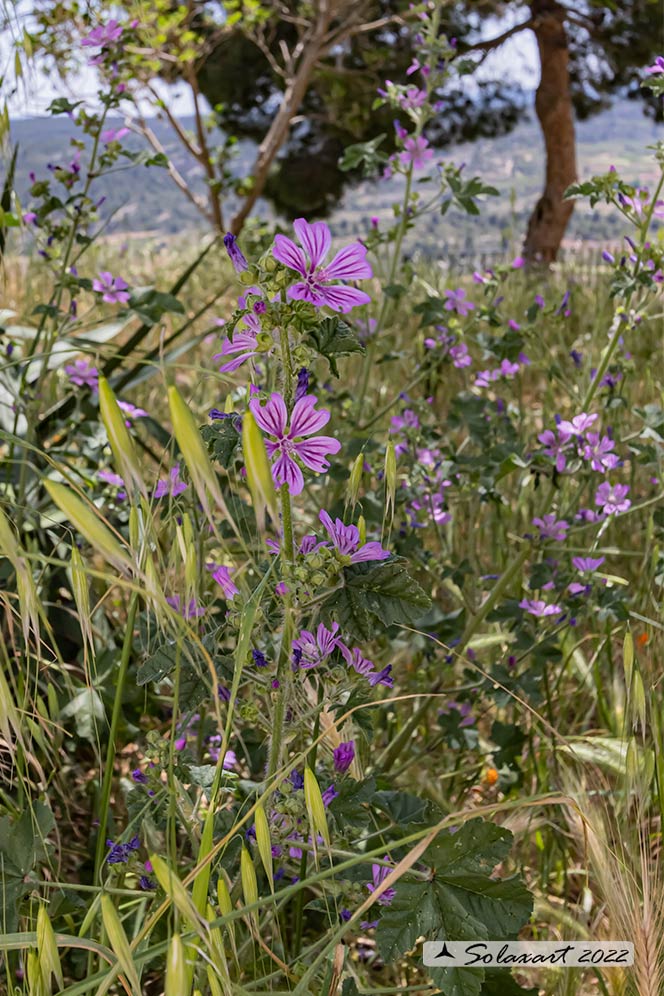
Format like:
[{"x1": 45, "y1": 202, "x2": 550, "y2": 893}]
[
  {"x1": 201, "y1": 417, "x2": 242, "y2": 467},
  {"x1": 307, "y1": 317, "x2": 365, "y2": 377},
  {"x1": 323, "y1": 558, "x2": 431, "y2": 640},
  {"x1": 376, "y1": 819, "x2": 533, "y2": 996}
]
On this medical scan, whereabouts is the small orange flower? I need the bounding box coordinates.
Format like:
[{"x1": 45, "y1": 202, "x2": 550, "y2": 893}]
[
  {"x1": 485, "y1": 767, "x2": 499, "y2": 786},
  {"x1": 637, "y1": 633, "x2": 649, "y2": 647}
]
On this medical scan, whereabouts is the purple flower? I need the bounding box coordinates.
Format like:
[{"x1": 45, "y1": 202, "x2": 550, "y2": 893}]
[
  {"x1": 98, "y1": 469, "x2": 126, "y2": 499},
  {"x1": 295, "y1": 368, "x2": 310, "y2": 402},
  {"x1": 449, "y1": 342, "x2": 472, "y2": 368},
  {"x1": 400, "y1": 86, "x2": 427, "y2": 110},
  {"x1": 322, "y1": 784, "x2": 339, "y2": 807},
  {"x1": 223, "y1": 233, "x2": 248, "y2": 273},
  {"x1": 646, "y1": 56, "x2": 664, "y2": 74},
  {"x1": 367, "y1": 664, "x2": 394, "y2": 687},
  {"x1": 206, "y1": 563, "x2": 239, "y2": 599},
  {"x1": 319, "y1": 510, "x2": 390, "y2": 563},
  {"x1": 22, "y1": 211, "x2": 38, "y2": 224},
  {"x1": 106, "y1": 835, "x2": 140, "y2": 865},
  {"x1": 538, "y1": 429, "x2": 570, "y2": 473},
  {"x1": 117, "y1": 400, "x2": 148, "y2": 420},
  {"x1": 558, "y1": 412, "x2": 597, "y2": 436},
  {"x1": 595, "y1": 482, "x2": 631, "y2": 515},
  {"x1": 272, "y1": 219, "x2": 372, "y2": 313},
  {"x1": 366, "y1": 861, "x2": 396, "y2": 906},
  {"x1": 333, "y1": 741, "x2": 355, "y2": 773},
  {"x1": 166, "y1": 596, "x2": 205, "y2": 619},
  {"x1": 215, "y1": 324, "x2": 261, "y2": 372},
  {"x1": 65, "y1": 359, "x2": 98, "y2": 390},
  {"x1": 572, "y1": 556, "x2": 605, "y2": 573},
  {"x1": 582, "y1": 433, "x2": 619, "y2": 472},
  {"x1": 153, "y1": 463, "x2": 188, "y2": 499},
  {"x1": 399, "y1": 135, "x2": 434, "y2": 170},
  {"x1": 340, "y1": 646, "x2": 375, "y2": 676},
  {"x1": 519, "y1": 599, "x2": 562, "y2": 618},
  {"x1": 249, "y1": 392, "x2": 341, "y2": 495},
  {"x1": 252, "y1": 649, "x2": 269, "y2": 668},
  {"x1": 82, "y1": 20, "x2": 123, "y2": 47},
  {"x1": 131, "y1": 769, "x2": 148, "y2": 784},
  {"x1": 443, "y1": 288, "x2": 474, "y2": 317},
  {"x1": 101, "y1": 127, "x2": 129, "y2": 144},
  {"x1": 292, "y1": 622, "x2": 342, "y2": 669},
  {"x1": 92, "y1": 271, "x2": 130, "y2": 305},
  {"x1": 533, "y1": 514, "x2": 569, "y2": 542}
]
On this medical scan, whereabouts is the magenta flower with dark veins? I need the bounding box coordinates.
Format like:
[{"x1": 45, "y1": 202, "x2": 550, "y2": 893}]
[
  {"x1": 249, "y1": 392, "x2": 341, "y2": 495},
  {"x1": 340, "y1": 645, "x2": 375, "y2": 676},
  {"x1": 292, "y1": 622, "x2": 342, "y2": 669},
  {"x1": 223, "y1": 233, "x2": 248, "y2": 273},
  {"x1": 572, "y1": 555, "x2": 605, "y2": 573},
  {"x1": 93, "y1": 271, "x2": 130, "y2": 305},
  {"x1": 333, "y1": 741, "x2": 356, "y2": 773},
  {"x1": 206, "y1": 563, "x2": 239, "y2": 599},
  {"x1": 319, "y1": 510, "x2": 390, "y2": 563},
  {"x1": 595, "y1": 482, "x2": 631, "y2": 515},
  {"x1": 538, "y1": 429, "x2": 570, "y2": 473},
  {"x1": 646, "y1": 56, "x2": 664, "y2": 74},
  {"x1": 366, "y1": 861, "x2": 396, "y2": 906},
  {"x1": 272, "y1": 219, "x2": 372, "y2": 313}
]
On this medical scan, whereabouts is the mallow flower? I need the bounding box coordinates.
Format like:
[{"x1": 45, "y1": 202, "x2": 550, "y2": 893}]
[
  {"x1": 249, "y1": 392, "x2": 341, "y2": 495},
  {"x1": 318, "y1": 510, "x2": 390, "y2": 563},
  {"x1": 272, "y1": 219, "x2": 372, "y2": 313}
]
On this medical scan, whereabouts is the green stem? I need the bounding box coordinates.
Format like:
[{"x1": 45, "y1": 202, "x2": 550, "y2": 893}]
[
  {"x1": 93, "y1": 591, "x2": 139, "y2": 882},
  {"x1": 292, "y1": 690, "x2": 323, "y2": 956},
  {"x1": 583, "y1": 169, "x2": 664, "y2": 411}
]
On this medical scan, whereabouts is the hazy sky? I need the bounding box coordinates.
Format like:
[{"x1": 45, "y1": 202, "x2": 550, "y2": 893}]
[{"x1": 2, "y1": 9, "x2": 541, "y2": 118}]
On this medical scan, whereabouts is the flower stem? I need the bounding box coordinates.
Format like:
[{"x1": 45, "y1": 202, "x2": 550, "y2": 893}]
[
  {"x1": 93, "y1": 590, "x2": 139, "y2": 883},
  {"x1": 267, "y1": 485, "x2": 296, "y2": 781}
]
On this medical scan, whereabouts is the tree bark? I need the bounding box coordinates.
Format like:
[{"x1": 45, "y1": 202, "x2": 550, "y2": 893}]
[{"x1": 523, "y1": 0, "x2": 577, "y2": 263}]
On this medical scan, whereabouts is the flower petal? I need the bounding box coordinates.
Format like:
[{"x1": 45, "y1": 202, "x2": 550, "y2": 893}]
[
  {"x1": 293, "y1": 218, "x2": 331, "y2": 269},
  {"x1": 315, "y1": 284, "x2": 372, "y2": 314},
  {"x1": 273, "y1": 234, "x2": 307, "y2": 276},
  {"x1": 289, "y1": 395, "x2": 331, "y2": 438},
  {"x1": 294, "y1": 436, "x2": 341, "y2": 472},
  {"x1": 249, "y1": 393, "x2": 288, "y2": 438},
  {"x1": 287, "y1": 282, "x2": 329, "y2": 306},
  {"x1": 272, "y1": 452, "x2": 304, "y2": 494},
  {"x1": 323, "y1": 244, "x2": 373, "y2": 282},
  {"x1": 350, "y1": 542, "x2": 390, "y2": 563}
]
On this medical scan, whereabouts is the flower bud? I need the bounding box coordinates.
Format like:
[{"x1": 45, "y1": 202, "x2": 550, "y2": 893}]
[
  {"x1": 254, "y1": 802, "x2": 273, "y2": 884},
  {"x1": 304, "y1": 766, "x2": 330, "y2": 848},
  {"x1": 240, "y1": 845, "x2": 259, "y2": 926},
  {"x1": 347, "y1": 452, "x2": 364, "y2": 507},
  {"x1": 623, "y1": 630, "x2": 634, "y2": 688},
  {"x1": 357, "y1": 515, "x2": 367, "y2": 546}
]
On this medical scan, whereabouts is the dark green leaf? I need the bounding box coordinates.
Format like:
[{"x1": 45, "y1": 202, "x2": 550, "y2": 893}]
[
  {"x1": 307, "y1": 317, "x2": 364, "y2": 377},
  {"x1": 377, "y1": 819, "x2": 533, "y2": 996},
  {"x1": 323, "y1": 558, "x2": 430, "y2": 641},
  {"x1": 128, "y1": 288, "x2": 185, "y2": 325},
  {"x1": 201, "y1": 416, "x2": 242, "y2": 467}
]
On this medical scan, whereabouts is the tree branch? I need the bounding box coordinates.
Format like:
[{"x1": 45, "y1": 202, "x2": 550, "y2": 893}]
[{"x1": 457, "y1": 18, "x2": 533, "y2": 55}]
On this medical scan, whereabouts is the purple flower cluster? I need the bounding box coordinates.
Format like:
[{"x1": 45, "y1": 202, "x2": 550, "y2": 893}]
[{"x1": 106, "y1": 835, "x2": 140, "y2": 865}]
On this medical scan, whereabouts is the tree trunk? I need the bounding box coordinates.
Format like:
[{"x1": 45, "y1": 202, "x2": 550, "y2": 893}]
[{"x1": 523, "y1": 0, "x2": 577, "y2": 263}]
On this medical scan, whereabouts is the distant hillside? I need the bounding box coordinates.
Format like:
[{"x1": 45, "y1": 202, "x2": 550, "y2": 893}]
[{"x1": 4, "y1": 99, "x2": 662, "y2": 252}]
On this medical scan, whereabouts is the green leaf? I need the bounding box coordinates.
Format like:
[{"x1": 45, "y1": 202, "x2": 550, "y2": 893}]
[
  {"x1": 376, "y1": 819, "x2": 533, "y2": 996},
  {"x1": 323, "y1": 558, "x2": 431, "y2": 640},
  {"x1": 201, "y1": 416, "x2": 242, "y2": 467},
  {"x1": 59, "y1": 688, "x2": 105, "y2": 743},
  {"x1": 480, "y1": 970, "x2": 538, "y2": 995},
  {"x1": 373, "y1": 790, "x2": 439, "y2": 826},
  {"x1": 339, "y1": 134, "x2": 387, "y2": 174},
  {"x1": 307, "y1": 317, "x2": 365, "y2": 377},
  {"x1": 128, "y1": 288, "x2": 185, "y2": 325}
]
